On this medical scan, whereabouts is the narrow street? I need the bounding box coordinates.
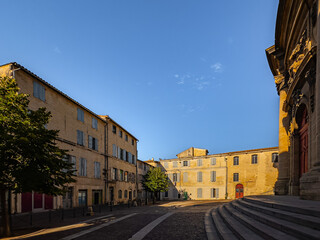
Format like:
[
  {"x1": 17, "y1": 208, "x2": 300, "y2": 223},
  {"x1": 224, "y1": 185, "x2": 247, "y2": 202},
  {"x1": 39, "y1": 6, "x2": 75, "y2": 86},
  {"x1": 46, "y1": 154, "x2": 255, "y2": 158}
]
[{"x1": 5, "y1": 201, "x2": 228, "y2": 240}]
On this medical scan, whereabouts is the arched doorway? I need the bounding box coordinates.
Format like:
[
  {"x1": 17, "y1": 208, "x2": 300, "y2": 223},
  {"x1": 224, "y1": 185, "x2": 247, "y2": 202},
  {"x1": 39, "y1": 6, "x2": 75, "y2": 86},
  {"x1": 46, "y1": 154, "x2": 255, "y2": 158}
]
[
  {"x1": 297, "y1": 105, "x2": 308, "y2": 177},
  {"x1": 235, "y1": 184, "x2": 244, "y2": 198}
]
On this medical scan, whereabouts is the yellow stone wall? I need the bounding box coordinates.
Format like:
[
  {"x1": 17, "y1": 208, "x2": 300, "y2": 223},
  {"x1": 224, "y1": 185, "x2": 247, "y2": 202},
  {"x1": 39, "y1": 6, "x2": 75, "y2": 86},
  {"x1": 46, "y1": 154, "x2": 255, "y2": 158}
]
[{"x1": 161, "y1": 147, "x2": 278, "y2": 200}]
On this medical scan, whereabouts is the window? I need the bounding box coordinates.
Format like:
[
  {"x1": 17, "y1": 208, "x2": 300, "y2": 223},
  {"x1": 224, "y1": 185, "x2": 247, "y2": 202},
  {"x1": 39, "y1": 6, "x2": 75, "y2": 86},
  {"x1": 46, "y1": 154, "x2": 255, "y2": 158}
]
[
  {"x1": 272, "y1": 153, "x2": 278, "y2": 163},
  {"x1": 125, "y1": 135, "x2": 128, "y2": 141},
  {"x1": 119, "y1": 130, "x2": 123, "y2": 138},
  {"x1": 124, "y1": 190, "x2": 128, "y2": 198},
  {"x1": 197, "y1": 159, "x2": 202, "y2": 166},
  {"x1": 173, "y1": 161, "x2": 178, "y2": 168},
  {"x1": 252, "y1": 155, "x2": 258, "y2": 164},
  {"x1": 183, "y1": 161, "x2": 189, "y2": 167},
  {"x1": 197, "y1": 171, "x2": 202, "y2": 182},
  {"x1": 120, "y1": 149, "x2": 124, "y2": 160},
  {"x1": 70, "y1": 155, "x2": 76, "y2": 173},
  {"x1": 92, "y1": 117, "x2": 98, "y2": 129},
  {"x1": 211, "y1": 158, "x2": 216, "y2": 165},
  {"x1": 77, "y1": 108, "x2": 84, "y2": 122},
  {"x1": 112, "y1": 144, "x2": 117, "y2": 157},
  {"x1": 112, "y1": 125, "x2": 116, "y2": 134},
  {"x1": 78, "y1": 190, "x2": 87, "y2": 207},
  {"x1": 164, "y1": 162, "x2": 168, "y2": 168},
  {"x1": 132, "y1": 155, "x2": 136, "y2": 165},
  {"x1": 33, "y1": 81, "x2": 45, "y2": 101},
  {"x1": 132, "y1": 139, "x2": 134, "y2": 145},
  {"x1": 94, "y1": 162, "x2": 100, "y2": 178},
  {"x1": 233, "y1": 156, "x2": 239, "y2": 165},
  {"x1": 79, "y1": 158, "x2": 87, "y2": 176},
  {"x1": 125, "y1": 151, "x2": 129, "y2": 162},
  {"x1": 77, "y1": 130, "x2": 84, "y2": 145},
  {"x1": 211, "y1": 188, "x2": 219, "y2": 198},
  {"x1": 165, "y1": 191, "x2": 168, "y2": 197},
  {"x1": 173, "y1": 173, "x2": 177, "y2": 182},
  {"x1": 118, "y1": 190, "x2": 122, "y2": 199},
  {"x1": 119, "y1": 170, "x2": 124, "y2": 181},
  {"x1": 183, "y1": 172, "x2": 188, "y2": 182},
  {"x1": 197, "y1": 188, "x2": 202, "y2": 198},
  {"x1": 211, "y1": 171, "x2": 216, "y2": 182},
  {"x1": 233, "y1": 173, "x2": 239, "y2": 182},
  {"x1": 88, "y1": 135, "x2": 98, "y2": 150},
  {"x1": 124, "y1": 171, "x2": 128, "y2": 182},
  {"x1": 112, "y1": 168, "x2": 117, "y2": 180}
]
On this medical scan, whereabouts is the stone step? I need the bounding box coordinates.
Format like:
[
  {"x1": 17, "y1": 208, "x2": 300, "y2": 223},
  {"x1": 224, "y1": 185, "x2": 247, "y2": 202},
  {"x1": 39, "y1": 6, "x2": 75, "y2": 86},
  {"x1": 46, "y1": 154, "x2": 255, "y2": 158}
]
[
  {"x1": 211, "y1": 207, "x2": 237, "y2": 240},
  {"x1": 231, "y1": 201, "x2": 320, "y2": 240},
  {"x1": 217, "y1": 205, "x2": 264, "y2": 240},
  {"x1": 237, "y1": 198, "x2": 320, "y2": 231},
  {"x1": 243, "y1": 196, "x2": 320, "y2": 218},
  {"x1": 224, "y1": 203, "x2": 297, "y2": 240}
]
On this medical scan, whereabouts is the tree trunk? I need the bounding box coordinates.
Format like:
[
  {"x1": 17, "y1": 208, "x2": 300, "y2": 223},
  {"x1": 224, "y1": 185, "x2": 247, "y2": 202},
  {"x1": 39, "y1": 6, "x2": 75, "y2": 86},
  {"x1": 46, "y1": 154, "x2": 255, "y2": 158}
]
[{"x1": 0, "y1": 188, "x2": 11, "y2": 237}]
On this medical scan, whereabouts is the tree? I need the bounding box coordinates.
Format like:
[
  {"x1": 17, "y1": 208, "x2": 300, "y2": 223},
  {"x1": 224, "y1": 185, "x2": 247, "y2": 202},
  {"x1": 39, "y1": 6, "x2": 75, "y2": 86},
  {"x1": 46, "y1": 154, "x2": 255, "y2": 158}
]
[
  {"x1": 0, "y1": 77, "x2": 75, "y2": 237},
  {"x1": 142, "y1": 167, "x2": 169, "y2": 204}
]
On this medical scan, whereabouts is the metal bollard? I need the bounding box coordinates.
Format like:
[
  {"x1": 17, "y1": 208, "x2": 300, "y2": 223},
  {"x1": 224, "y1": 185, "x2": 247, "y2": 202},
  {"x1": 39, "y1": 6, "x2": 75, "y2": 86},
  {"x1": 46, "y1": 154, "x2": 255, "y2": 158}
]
[
  {"x1": 82, "y1": 207, "x2": 85, "y2": 216},
  {"x1": 30, "y1": 211, "x2": 33, "y2": 226},
  {"x1": 49, "y1": 210, "x2": 51, "y2": 223},
  {"x1": 110, "y1": 201, "x2": 113, "y2": 212},
  {"x1": 61, "y1": 208, "x2": 64, "y2": 221}
]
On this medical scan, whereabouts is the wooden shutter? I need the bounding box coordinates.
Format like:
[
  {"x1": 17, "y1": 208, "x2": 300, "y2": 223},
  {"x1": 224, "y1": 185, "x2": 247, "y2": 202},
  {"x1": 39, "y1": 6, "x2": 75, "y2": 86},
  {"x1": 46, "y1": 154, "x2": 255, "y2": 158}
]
[
  {"x1": 88, "y1": 135, "x2": 93, "y2": 149},
  {"x1": 211, "y1": 158, "x2": 216, "y2": 165},
  {"x1": 183, "y1": 172, "x2": 188, "y2": 182},
  {"x1": 211, "y1": 171, "x2": 216, "y2": 182},
  {"x1": 177, "y1": 172, "x2": 180, "y2": 182}
]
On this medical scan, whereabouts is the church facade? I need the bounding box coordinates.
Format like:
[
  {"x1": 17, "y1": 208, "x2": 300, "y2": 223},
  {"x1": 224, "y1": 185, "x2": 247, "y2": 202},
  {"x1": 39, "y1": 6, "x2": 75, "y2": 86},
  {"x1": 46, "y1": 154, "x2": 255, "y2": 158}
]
[{"x1": 266, "y1": 0, "x2": 320, "y2": 200}]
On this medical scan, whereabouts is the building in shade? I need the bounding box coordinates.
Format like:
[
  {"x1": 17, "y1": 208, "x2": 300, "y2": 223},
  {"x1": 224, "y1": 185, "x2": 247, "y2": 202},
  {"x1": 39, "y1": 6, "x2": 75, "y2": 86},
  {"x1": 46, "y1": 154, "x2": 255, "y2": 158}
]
[
  {"x1": 266, "y1": 0, "x2": 320, "y2": 200},
  {"x1": 147, "y1": 147, "x2": 279, "y2": 200},
  {"x1": 0, "y1": 62, "x2": 138, "y2": 213}
]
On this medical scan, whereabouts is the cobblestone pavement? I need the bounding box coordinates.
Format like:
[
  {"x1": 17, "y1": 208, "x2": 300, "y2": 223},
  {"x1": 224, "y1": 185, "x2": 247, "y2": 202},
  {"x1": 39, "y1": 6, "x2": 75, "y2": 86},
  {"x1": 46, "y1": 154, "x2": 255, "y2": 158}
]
[{"x1": 3, "y1": 200, "x2": 229, "y2": 240}]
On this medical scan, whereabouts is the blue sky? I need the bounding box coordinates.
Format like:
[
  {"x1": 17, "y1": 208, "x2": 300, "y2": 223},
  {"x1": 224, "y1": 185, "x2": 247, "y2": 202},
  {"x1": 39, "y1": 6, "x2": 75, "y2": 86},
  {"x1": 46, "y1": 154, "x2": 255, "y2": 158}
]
[{"x1": 0, "y1": 0, "x2": 279, "y2": 160}]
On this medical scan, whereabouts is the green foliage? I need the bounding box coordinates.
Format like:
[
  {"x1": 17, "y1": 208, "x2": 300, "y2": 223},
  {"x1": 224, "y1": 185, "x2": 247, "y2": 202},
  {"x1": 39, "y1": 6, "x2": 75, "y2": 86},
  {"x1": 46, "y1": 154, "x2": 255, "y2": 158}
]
[
  {"x1": 0, "y1": 77, "x2": 75, "y2": 195},
  {"x1": 142, "y1": 167, "x2": 169, "y2": 193}
]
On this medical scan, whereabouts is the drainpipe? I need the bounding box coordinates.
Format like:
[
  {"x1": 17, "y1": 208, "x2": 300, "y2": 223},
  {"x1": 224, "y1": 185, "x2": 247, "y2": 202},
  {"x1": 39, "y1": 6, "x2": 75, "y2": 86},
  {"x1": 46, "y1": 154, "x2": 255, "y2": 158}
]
[
  {"x1": 225, "y1": 157, "x2": 228, "y2": 199},
  {"x1": 11, "y1": 67, "x2": 20, "y2": 78},
  {"x1": 104, "y1": 122, "x2": 109, "y2": 204}
]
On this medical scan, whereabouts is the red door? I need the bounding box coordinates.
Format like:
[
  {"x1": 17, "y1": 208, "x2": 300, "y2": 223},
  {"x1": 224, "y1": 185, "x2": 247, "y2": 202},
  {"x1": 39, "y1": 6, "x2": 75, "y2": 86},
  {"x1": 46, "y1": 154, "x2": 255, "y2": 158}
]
[
  {"x1": 299, "y1": 108, "x2": 308, "y2": 177},
  {"x1": 235, "y1": 184, "x2": 244, "y2": 198},
  {"x1": 45, "y1": 195, "x2": 53, "y2": 209},
  {"x1": 33, "y1": 193, "x2": 43, "y2": 209},
  {"x1": 21, "y1": 192, "x2": 32, "y2": 212}
]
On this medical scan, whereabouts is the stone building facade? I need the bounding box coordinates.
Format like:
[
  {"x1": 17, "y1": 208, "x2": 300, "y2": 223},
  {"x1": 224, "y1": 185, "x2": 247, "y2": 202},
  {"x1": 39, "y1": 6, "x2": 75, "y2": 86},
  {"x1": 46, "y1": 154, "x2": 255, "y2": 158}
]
[
  {"x1": 137, "y1": 160, "x2": 154, "y2": 203},
  {"x1": 148, "y1": 147, "x2": 279, "y2": 200},
  {"x1": 266, "y1": 0, "x2": 320, "y2": 200},
  {"x1": 0, "y1": 62, "x2": 138, "y2": 213}
]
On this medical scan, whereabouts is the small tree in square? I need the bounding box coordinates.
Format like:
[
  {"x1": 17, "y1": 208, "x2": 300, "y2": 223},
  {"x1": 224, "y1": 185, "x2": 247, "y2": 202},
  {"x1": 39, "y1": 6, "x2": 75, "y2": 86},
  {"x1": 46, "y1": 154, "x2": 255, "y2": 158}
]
[
  {"x1": 0, "y1": 77, "x2": 75, "y2": 237},
  {"x1": 142, "y1": 167, "x2": 169, "y2": 204}
]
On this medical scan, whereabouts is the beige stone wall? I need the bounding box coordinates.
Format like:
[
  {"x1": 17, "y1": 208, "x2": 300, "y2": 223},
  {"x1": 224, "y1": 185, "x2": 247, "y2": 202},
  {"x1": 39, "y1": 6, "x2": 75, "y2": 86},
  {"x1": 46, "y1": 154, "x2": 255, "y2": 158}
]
[
  {"x1": 105, "y1": 118, "x2": 138, "y2": 203},
  {"x1": 1, "y1": 63, "x2": 138, "y2": 211},
  {"x1": 160, "y1": 147, "x2": 278, "y2": 200}
]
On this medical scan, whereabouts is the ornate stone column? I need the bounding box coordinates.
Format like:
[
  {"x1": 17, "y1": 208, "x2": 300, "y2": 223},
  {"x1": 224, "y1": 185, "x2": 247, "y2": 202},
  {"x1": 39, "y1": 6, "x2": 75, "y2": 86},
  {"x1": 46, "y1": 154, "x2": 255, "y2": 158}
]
[
  {"x1": 275, "y1": 75, "x2": 290, "y2": 195},
  {"x1": 300, "y1": 1, "x2": 320, "y2": 200}
]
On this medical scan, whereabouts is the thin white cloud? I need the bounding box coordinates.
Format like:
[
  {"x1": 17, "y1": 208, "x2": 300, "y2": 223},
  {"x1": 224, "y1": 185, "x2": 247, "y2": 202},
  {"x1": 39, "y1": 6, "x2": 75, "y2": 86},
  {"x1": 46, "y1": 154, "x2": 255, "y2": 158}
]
[
  {"x1": 200, "y1": 57, "x2": 207, "y2": 62},
  {"x1": 210, "y1": 62, "x2": 223, "y2": 73},
  {"x1": 54, "y1": 47, "x2": 62, "y2": 54},
  {"x1": 177, "y1": 79, "x2": 184, "y2": 85},
  {"x1": 174, "y1": 74, "x2": 179, "y2": 78}
]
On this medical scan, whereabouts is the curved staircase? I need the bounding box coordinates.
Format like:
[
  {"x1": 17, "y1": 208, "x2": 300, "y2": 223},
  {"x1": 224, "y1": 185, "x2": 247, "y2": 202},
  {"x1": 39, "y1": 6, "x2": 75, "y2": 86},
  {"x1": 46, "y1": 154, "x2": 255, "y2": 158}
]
[{"x1": 207, "y1": 196, "x2": 320, "y2": 240}]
